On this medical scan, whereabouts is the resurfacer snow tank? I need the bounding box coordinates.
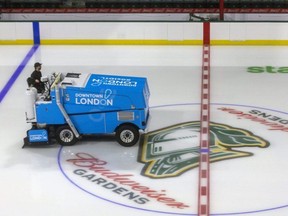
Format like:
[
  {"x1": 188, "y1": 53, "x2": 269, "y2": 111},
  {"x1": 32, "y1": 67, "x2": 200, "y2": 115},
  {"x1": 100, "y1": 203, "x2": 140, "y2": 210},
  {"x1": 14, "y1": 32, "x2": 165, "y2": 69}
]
[{"x1": 24, "y1": 72, "x2": 150, "y2": 147}]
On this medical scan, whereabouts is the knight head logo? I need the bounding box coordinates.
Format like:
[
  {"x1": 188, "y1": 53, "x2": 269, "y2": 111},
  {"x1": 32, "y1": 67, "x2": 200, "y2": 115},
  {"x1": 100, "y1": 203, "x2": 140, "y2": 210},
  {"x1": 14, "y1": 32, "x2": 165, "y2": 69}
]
[{"x1": 139, "y1": 121, "x2": 269, "y2": 178}]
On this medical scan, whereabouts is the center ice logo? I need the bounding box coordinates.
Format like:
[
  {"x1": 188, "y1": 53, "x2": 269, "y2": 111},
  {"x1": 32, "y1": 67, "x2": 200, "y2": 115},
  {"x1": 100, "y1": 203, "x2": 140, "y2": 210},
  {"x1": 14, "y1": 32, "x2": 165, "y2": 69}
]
[
  {"x1": 58, "y1": 104, "x2": 288, "y2": 215},
  {"x1": 139, "y1": 121, "x2": 269, "y2": 178}
]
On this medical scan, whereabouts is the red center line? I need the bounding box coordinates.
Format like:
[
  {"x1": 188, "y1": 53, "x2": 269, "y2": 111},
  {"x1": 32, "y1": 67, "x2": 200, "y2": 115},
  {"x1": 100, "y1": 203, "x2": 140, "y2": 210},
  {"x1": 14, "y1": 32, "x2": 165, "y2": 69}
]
[{"x1": 198, "y1": 22, "x2": 211, "y2": 216}]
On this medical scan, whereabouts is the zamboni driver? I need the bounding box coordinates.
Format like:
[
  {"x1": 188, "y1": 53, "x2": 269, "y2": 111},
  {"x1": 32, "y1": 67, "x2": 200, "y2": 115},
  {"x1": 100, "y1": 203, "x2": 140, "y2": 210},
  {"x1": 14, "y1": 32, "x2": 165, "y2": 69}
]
[{"x1": 27, "y1": 62, "x2": 45, "y2": 93}]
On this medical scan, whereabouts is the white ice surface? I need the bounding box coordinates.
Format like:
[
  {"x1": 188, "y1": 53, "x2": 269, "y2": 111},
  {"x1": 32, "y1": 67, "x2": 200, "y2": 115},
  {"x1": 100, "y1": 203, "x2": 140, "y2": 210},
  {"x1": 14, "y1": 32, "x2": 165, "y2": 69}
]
[
  {"x1": 1, "y1": 45, "x2": 288, "y2": 216},
  {"x1": 0, "y1": 46, "x2": 32, "y2": 90},
  {"x1": 211, "y1": 46, "x2": 288, "y2": 111}
]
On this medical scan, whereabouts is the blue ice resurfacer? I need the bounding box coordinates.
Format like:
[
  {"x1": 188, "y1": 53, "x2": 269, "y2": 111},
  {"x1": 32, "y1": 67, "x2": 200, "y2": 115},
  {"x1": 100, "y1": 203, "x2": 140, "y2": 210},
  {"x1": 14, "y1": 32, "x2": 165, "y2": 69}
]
[{"x1": 24, "y1": 72, "x2": 150, "y2": 147}]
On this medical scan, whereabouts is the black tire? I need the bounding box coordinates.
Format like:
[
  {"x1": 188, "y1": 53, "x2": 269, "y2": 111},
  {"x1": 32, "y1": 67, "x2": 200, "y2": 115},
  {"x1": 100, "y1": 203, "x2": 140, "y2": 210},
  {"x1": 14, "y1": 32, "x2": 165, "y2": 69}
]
[
  {"x1": 115, "y1": 125, "x2": 139, "y2": 147},
  {"x1": 55, "y1": 125, "x2": 78, "y2": 146}
]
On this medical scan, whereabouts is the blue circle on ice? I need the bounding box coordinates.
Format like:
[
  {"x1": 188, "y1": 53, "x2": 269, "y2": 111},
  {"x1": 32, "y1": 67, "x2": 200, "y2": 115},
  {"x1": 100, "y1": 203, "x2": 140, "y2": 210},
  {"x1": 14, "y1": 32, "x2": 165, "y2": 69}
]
[{"x1": 57, "y1": 103, "x2": 288, "y2": 215}]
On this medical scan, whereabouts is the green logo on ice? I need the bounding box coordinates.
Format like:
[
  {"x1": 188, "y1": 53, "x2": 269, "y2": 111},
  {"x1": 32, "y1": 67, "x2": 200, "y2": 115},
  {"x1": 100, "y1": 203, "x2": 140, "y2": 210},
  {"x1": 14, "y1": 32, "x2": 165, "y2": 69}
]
[
  {"x1": 139, "y1": 122, "x2": 269, "y2": 178},
  {"x1": 247, "y1": 66, "x2": 288, "y2": 73}
]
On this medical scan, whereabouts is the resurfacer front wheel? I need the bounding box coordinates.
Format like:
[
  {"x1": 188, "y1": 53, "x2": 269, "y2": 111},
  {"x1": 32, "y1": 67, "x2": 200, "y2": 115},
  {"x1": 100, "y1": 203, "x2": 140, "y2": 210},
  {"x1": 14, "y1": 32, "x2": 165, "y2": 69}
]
[{"x1": 56, "y1": 125, "x2": 78, "y2": 146}]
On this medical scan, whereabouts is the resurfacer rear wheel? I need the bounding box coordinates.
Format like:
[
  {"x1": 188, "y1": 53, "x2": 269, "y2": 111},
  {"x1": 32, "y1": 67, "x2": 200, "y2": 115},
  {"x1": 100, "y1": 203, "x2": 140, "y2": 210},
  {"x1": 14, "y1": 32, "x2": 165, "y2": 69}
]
[{"x1": 116, "y1": 125, "x2": 139, "y2": 147}]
